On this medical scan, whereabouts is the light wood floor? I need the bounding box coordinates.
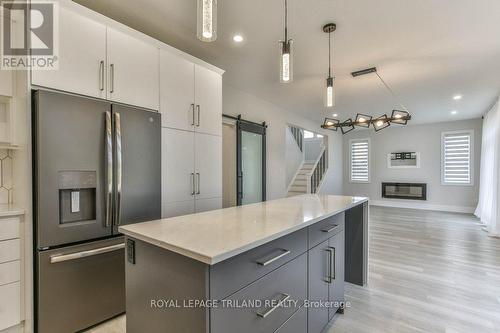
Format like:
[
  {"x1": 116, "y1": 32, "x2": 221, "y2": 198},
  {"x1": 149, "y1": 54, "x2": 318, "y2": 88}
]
[{"x1": 86, "y1": 206, "x2": 500, "y2": 333}]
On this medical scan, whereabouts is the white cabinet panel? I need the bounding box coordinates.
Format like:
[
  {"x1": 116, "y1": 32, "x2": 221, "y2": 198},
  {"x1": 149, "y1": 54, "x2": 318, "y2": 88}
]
[
  {"x1": 107, "y1": 28, "x2": 159, "y2": 110},
  {"x1": 0, "y1": 239, "x2": 20, "y2": 264},
  {"x1": 0, "y1": 70, "x2": 12, "y2": 97},
  {"x1": 31, "y1": 7, "x2": 107, "y2": 99},
  {"x1": 162, "y1": 128, "x2": 195, "y2": 204},
  {"x1": 160, "y1": 50, "x2": 195, "y2": 131},
  {"x1": 0, "y1": 261, "x2": 20, "y2": 286},
  {"x1": 194, "y1": 65, "x2": 222, "y2": 136},
  {"x1": 195, "y1": 133, "x2": 222, "y2": 200},
  {"x1": 0, "y1": 282, "x2": 20, "y2": 330},
  {"x1": 162, "y1": 201, "x2": 195, "y2": 218},
  {"x1": 0, "y1": 218, "x2": 19, "y2": 241},
  {"x1": 195, "y1": 197, "x2": 222, "y2": 213}
]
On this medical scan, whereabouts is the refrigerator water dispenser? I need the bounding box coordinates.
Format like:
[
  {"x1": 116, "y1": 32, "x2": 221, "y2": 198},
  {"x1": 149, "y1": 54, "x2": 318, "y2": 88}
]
[{"x1": 58, "y1": 171, "x2": 97, "y2": 224}]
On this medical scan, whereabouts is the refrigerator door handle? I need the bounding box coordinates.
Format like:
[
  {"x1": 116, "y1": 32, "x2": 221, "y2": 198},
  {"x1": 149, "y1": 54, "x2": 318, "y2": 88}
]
[
  {"x1": 114, "y1": 112, "x2": 123, "y2": 226},
  {"x1": 105, "y1": 111, "x2": 113, "y2": 227},
  {"x1": 50, "y1": 243, "x2": 125, "y2": 264},
  {"x1": 196, "y1": 173, "x2": 201, "y2": 195}
]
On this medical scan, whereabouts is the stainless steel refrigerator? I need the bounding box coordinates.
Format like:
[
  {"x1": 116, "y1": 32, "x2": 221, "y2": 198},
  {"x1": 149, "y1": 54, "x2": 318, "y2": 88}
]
[{"x1": 32, "y1": 90, "x2": 161, "y2": 333}]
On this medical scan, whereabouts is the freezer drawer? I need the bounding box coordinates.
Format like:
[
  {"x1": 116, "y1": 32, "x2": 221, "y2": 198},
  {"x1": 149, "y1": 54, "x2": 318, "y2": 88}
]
[{"x1": 37, "y1": 237, "x2": 125, "y2": 333}]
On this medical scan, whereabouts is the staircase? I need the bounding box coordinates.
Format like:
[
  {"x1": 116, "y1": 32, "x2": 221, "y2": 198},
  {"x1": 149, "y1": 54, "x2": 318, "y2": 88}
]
[
  {"x1": 287, "y1": 162, "x2": 316, "y2": 196},
  {"x1": 287, "y1": 147, "x2": 328, "y2": 197}
]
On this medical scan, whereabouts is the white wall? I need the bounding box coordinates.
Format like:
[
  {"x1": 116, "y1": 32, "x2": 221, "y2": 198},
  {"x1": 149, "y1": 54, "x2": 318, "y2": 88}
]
[
  {"x1": 343, "y1": 119, "x2": 483, "y2": 212},
  {"x1": 223, "y1": 83, "x2": 343, "y2": 199},
  {"x1": 285, "y1": 128, "x2": 303, "y2": 188},
  {"x1": 304, "y1": 137, "x2": 325, "y2": 161}
]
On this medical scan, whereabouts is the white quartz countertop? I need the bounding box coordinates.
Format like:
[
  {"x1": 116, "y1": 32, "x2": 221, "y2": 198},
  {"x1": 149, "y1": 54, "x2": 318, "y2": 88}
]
[
  {"x1": 119, "y1": 194, "x2": 368, "y2": 265},
  {"x1": 0, "y1": 204, "x2": 25, "y2": 217}
]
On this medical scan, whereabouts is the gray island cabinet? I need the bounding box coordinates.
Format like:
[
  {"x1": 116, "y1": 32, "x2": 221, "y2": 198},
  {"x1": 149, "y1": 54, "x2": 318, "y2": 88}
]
[{"x1": 119, "y1": 195, "x2": 368, "y2": 333}]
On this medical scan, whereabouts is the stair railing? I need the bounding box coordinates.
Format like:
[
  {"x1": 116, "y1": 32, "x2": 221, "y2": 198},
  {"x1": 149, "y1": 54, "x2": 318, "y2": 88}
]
[
  {"x1": 288, "y1": 125, "x2": 303, "y2": 152},
  {"x1": 306, "y1": 147, "x2": 328, "y2": 194}
]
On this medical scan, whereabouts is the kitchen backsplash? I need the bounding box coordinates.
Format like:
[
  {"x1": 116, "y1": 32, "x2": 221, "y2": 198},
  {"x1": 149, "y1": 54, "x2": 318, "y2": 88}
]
[{"x1": 0, "y1": 149, "x2": 13, "y2": 204}]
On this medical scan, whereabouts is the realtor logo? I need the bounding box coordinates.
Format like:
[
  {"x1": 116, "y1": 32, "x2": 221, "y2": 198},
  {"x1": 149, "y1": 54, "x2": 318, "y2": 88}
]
[{"x1": 1, "y1": 0, "x2": 59, "y2": 70}]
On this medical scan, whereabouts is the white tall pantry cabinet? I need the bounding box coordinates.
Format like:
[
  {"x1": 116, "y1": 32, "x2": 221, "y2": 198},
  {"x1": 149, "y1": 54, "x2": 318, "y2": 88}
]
[{"x1": 160, "y1": 48, "x2": 223, "y2": 218}]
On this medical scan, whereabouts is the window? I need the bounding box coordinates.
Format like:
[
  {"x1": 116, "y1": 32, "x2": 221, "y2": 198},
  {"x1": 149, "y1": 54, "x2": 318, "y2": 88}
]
[
  {"x1": 350, "y1": 138, "x2": 370, "y2": 183},
  {"x1": 304, "y1": 130, "x2": 314, "y2": 139},
  {"x1": 441, "y1": 130, "x2": 473, "y2": 185}
]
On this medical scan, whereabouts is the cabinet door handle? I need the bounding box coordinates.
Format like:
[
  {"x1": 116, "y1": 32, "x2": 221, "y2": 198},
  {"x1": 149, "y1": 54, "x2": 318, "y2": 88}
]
[
  {"x1": 326, "y1": 247, "x2": 336, "y2": 282},
  {"x1": 196, "y1": 105, "x2": 200, "y2": 127},
  {"x1": 256, "y1": 293, "x2": 290, "y2": 318},
  {"x1": 99, "y1": 60, "x2": 105, "y2": 91},
  {"x1": 321, "y1": 224, "x2": 339, "y2": 233},
  {"x1": 110, "y1": 63, "x2": 115, "y2": 93},
  {"x1": 256, "y1": 249, "x2": 291, "y2": 266},
  {"x1": 196, "y1": 173, "x2": 201, "y2": 194},
  {"x1": 190, "y1": 173, "x2": 195, "y2": 195},
  {"x1": 191, "y1": 103, "x2": 195, "y2": 126}
]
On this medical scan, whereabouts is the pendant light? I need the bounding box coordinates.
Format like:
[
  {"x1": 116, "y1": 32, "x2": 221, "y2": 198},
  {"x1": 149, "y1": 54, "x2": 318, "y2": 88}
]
[
  {"x1": 323, "y1": 23, "x2": 336, "y2": 107},
  {"x1": 279, "y1": 0, "x2": 293, "y2": 83},
  {"x1": 197, "y1": 0, "x2": 217, "y2": 42}
]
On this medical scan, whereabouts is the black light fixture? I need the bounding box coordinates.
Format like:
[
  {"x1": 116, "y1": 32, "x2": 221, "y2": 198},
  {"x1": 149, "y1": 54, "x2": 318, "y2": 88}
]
[
  {"x1": 279, "y1": 0, "x2": 293, "y2": 83},
  {"x1": 197, "y1": 0, "x2": 217, "y2": 42},
  {"x1": 323, "y1": 23, "x2": 336, "y2": 107},
  {"x1": 321, "y1": 66, "x2": 412, "y2": 134},
  {"x1": 355, "y1": 113, "x2": 372, "y2": 128},
  {"x1": 391, "y1": 110, "x2": 410, "y2": 125},
  {"x1": 323, "y1": 118, "x2": 339, "y2": 131},
  {"x1": 373, "y1": 115, "x2": 390, "y2": 131},
  {"x1": 340, "y1": 119, "x2": 355, "y2": 134}
]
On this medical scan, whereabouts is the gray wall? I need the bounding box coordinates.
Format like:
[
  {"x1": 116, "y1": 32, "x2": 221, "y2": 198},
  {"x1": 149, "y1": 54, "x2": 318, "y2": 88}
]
[
  {"x1": 285, "y1": 128, "x2": 304, "y2": 188},
  {"x1": 343, "y1": 119, "x2": 483, "y2": 212},
  {"x1": 223, "y1": 83, "x2": 343, "y2": 199}
]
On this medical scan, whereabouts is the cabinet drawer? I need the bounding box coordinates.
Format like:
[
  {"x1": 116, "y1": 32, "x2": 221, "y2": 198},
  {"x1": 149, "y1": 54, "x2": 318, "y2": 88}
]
[
  {"x1": 274, "y1": 307, "x2": 307, "y2": 333},
  {"x1": 0, "y1": 240, "x2": 20, "y2": 264},
  {"x1": 0, "y1": 218, "x2": 20, "y2": 241},
  {"x1": 0, "y1": 261, "x2": 20, "y2": 286},
  {"x1": 0, "y1": 281, "x2": 20, "y2": 330},
  {"x1": 211, "y1": 253, "x2": 307, "y2": 333},
  {"x1": 308, "y1": 213, "x2": 344, "y2": 249},
  {"x1": 210, "y1": 229, "x2": 307, "y2": 299}
]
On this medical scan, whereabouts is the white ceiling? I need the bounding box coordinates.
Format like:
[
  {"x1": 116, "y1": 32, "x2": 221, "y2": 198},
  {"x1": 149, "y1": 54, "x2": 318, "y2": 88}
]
[{"x1": 75, "y1": 0, "x2": 500, "y2": 124}]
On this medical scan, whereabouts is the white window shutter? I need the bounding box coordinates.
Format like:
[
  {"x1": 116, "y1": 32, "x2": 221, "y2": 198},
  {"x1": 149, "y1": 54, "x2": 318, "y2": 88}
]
[
  {"x1": 350, "y1": 139, "x2": 370, "y2": 182},
  {"x1": 442, "y1": 131, "x2": 472, "y2": 184}
]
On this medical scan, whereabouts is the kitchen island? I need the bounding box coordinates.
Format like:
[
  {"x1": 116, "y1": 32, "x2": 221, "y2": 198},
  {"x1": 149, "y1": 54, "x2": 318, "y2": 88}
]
[{"x1": 119, "y1": 194, "x2": 368, "y2": 333}]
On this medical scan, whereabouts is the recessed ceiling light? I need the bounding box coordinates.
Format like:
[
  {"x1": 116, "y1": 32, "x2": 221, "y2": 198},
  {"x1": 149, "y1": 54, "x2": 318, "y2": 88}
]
[
  {"x1": 233, "y1": 35, "x2": 244, "y2": 43},
  {"x1": 332, "y1": 113, "x2": 338, "y2": 117},
  {"x1": 451, "y1": 110, "x2": 458, "y2": 115},
  {"x1": 453, "y1": 95, "x2": 462, "y2": 100}
]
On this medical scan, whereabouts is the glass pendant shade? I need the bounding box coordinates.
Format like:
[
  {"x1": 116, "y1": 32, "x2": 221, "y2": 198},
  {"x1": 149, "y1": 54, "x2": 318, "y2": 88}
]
[
  {"x1": 326, "y1": 77, "x2": 334, "y2": 107},
  {"x1": 391, "y1": 110, "x2": 410, "y2": 125},
  {"x1": 197, "y1": 0, "x2": 217, "y2": 42},
  {"x1": 355, "y1": 113, "x2": 372, "y2": 128},
  {"x1": 279, "y1": 40, "x2": 293, "y2": 83},
  {"x1": 323, "y1": 118, "x2": 339, "y2": 131},
  {"x1": 373, "y1": 114, "x2": 390, "y2": 131}
]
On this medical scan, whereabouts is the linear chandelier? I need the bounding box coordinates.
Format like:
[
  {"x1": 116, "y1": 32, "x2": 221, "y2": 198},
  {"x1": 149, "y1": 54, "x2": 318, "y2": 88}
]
[{"x1": 322, "y1": 67, "x2": 412, "y2": 134}]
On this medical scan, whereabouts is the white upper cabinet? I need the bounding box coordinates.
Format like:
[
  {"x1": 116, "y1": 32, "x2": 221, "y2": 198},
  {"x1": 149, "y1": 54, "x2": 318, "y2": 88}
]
[
  {"x1": 107, "y1": 28, "x2": 159, "y2": 110},
  {"x1": 195, "y1": 133, "x2": 222, "y2": 200},
  {"x1": 160, "y1": 49, "x2": 195, "y2": 131},
  {"x1": 31, "y1": 7, "x2": 107, "y2": 99},
  {"x1": 194, "y1": 65, "x2": 222, "y2": 136}
]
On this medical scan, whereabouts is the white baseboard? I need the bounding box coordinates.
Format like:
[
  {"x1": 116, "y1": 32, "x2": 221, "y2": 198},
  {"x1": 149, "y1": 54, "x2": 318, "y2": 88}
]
[{"x1": 369, "y1": 200, "x2": 475, "y2": 214}]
